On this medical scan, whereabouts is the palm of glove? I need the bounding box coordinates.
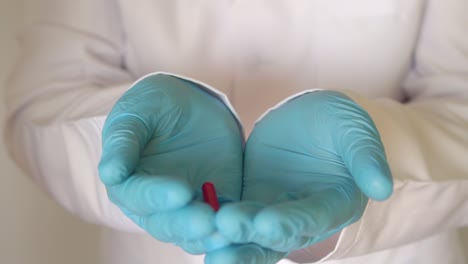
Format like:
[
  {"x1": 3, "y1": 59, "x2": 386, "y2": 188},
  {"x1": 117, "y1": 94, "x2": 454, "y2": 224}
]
[
  {"x1": 208, "y1": 91, "x2": 392, "y2": 263},
  {"x1": 99, "y1": 74, "x2": 243, "y2": 254}
]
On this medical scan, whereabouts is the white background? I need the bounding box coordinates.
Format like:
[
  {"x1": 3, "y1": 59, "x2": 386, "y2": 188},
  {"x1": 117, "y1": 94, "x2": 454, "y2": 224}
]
[
  {"x1": 0, "y1": 1, "x2": 467, "y2": 264},
  {"x1": 0, "y1": 0, "x2": 101, "y2": 263}
]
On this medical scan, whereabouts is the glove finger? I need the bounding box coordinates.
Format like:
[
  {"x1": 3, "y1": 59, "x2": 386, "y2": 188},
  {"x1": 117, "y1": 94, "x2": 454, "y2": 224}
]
[
  {"x1": 107, "y1": 174, "x2": 193, "y2": 215},
  {"x1": 252, "y1": 234, "x2": 313, "y2": 253},
  {"x1": 122, "y1": 210, "x2": 208, "y2": 255},
  {"x1": 215, "y1": 201, "x2": 264, "y2": 243},
  {"x1": 215, "y1": 201, "x2": 310, "y2": 252},
  {"x1": 330, "y1": 92, "x2": 393, "y2": 201},
  {"x1": 172, "y1": 231, "x2": 231, "y2": 255},
  {"x1": 204, "y1": 244, "x2": 287, "y2": 264},
  {"x1": 175, "y1": 239, "x2": 207, "y2": 255},
  {"x1": 123, "y1": 208, "x2": 227, "y2": 255},
  {"x1": 99, "y1": 115, "x2": 150, "y2": 185},
  {"x1": 253, "y1": 229, "x2": 339, "y2": 252},
  {"x1": 253, "y1": 188, "x2": 364, "y2": 245},
  {"x1": 135, "y1": 201, "x2": 217, "y2": 242},
  {"x1": 99, "y1": 74, "x2": 191, "y2": 186},
  {"x1": 201, "y1": 231, "x2": 232, "y2": 252},
  {"x1": 215, "y1": 201, "x2": 331, "y2": 252}
]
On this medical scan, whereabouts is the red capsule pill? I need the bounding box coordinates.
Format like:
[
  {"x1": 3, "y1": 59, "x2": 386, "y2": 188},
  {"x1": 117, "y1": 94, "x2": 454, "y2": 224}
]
[{"x1": 202, "y1": 182, "x2": 220, "y2": 212}]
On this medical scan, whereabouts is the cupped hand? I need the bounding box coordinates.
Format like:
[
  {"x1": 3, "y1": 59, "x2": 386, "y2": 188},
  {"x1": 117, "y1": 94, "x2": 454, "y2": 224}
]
[
  {"x1": 98, "y1": 74, "x2": 244, "y2": 254},
  {"x1": 211, "y1": 90, "x2": 393, "y2": 263}
]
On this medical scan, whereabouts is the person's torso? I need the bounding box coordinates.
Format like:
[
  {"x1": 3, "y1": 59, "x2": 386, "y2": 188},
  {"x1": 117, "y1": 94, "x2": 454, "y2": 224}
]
[
  {"x1": 118, "y1": 0, "x2": 425, "y2": 133},
  {"x1": 106, "y1": 1, "x2": 468, "y2": 263}
]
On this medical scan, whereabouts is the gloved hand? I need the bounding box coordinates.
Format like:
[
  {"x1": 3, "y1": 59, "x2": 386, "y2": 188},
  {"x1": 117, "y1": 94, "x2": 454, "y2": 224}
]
[
  {"x1": 98, "y1": 74, "x2": 243, "y2": 254},
  {"x1": 210, "y1": 90, "x2": 393, "y2": 263}
]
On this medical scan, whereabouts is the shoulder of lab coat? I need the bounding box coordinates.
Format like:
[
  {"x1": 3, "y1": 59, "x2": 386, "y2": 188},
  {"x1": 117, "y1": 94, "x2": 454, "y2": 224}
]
[{"x1": 287, "y1": 0, "x2": 468, "y2": 262}]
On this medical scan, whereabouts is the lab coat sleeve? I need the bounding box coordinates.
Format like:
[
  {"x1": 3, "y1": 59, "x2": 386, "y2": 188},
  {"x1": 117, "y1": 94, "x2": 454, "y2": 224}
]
[
  {"x1": 288, "y1": 0, "x2": 468, "y2": 262},
  {"x1": 4, "y1": 0, "x2": 142, "y2": 232}
]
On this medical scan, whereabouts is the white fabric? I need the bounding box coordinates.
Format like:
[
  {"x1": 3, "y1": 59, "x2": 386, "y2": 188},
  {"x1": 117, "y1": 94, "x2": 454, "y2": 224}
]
[{"x1": 4, "y1": 0, "x2": 468, "y2": 263}]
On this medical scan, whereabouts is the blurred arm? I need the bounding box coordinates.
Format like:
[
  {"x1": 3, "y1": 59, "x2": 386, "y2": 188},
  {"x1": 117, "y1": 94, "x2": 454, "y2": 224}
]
[{"x1": 4, "y1": 0, "x2": 139, "y2": 231}]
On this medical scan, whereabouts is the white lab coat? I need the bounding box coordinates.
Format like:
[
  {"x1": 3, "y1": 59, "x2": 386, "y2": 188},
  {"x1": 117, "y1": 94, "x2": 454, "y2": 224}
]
[{"x1": 5, "y1": 0, "x2": 468, "y2": 263}]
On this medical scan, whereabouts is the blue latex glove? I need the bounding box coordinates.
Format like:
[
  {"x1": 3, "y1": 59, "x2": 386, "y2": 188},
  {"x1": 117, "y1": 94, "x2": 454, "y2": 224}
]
[
  {"x1": 98, "y1": 74, "x2": 243, "y2": 254},
  {"x1": 210, "y1": 90, "x2": 393, "y2": 263}
]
